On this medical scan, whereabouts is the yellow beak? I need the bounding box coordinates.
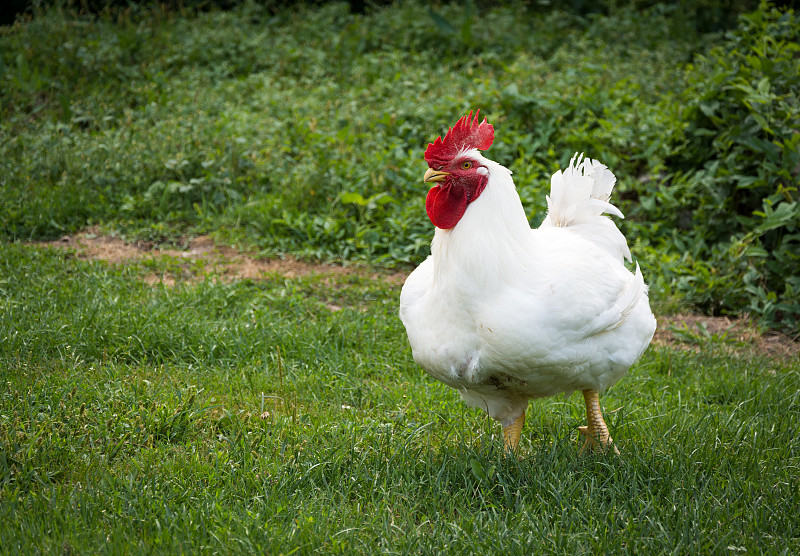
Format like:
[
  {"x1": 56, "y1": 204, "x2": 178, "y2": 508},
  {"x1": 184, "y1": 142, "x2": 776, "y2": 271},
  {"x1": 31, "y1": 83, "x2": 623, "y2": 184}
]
[{"x1": 424, "y1": 168, "x2": 450, "y2": 183}]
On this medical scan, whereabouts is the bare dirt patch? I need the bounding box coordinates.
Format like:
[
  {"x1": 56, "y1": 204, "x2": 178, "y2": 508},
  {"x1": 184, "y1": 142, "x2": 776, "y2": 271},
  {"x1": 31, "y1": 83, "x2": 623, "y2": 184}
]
[
  {"x1": 654, "y1": 314, "x2": 798, "y2": 360},
  {"x1": 47, "y1": 229, "x2": 408, "y2": 286}
]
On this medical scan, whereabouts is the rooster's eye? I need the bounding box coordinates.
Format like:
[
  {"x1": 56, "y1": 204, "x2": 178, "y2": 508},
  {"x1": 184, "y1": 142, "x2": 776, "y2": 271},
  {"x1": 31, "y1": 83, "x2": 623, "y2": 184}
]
[{"x1": 460, "y1": 161, "x2": 473, "y2": 170}]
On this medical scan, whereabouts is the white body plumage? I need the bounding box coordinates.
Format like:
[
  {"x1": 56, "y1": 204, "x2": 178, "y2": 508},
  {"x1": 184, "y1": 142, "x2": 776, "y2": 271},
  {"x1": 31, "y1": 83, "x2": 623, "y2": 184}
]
[{"x1": 399, "y1": 153, "x2": 656, "y2": 427}]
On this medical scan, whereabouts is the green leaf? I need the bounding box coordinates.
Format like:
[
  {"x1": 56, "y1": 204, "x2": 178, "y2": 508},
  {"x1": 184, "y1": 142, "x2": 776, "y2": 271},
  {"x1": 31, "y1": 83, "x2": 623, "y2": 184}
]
[
  {"x1": 756, "y1": 201, "x2": 797, "y2": 234},
  {"x1": 427, "y1": 9, "x2": 456, "y2": 35},
  {"x1": 341, "y1": 192, "x2": 368, "y2": 206},
  {"x1": 469, "y1": 457, "x2": 486, "y2": 480}
]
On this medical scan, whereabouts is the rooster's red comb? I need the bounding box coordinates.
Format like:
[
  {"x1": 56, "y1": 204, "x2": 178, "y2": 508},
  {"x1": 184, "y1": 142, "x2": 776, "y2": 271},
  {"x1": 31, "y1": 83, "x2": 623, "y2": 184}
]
[{"x1": 424, "y1": 110, "x2": 494, "y2": 168}]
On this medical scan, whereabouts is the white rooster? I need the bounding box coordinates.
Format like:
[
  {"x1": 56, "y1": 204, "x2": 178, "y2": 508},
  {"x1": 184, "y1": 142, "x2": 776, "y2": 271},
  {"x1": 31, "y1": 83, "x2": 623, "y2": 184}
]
[{"x1": 399, "y1": 111, "x2": 656, "y2": 454}]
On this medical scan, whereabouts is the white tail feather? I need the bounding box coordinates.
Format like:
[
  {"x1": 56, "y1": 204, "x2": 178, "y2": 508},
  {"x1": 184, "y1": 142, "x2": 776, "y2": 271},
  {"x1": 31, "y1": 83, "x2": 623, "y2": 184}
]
[{"x1": 540, "y1": 154, "x2": 631, "y2": 263}]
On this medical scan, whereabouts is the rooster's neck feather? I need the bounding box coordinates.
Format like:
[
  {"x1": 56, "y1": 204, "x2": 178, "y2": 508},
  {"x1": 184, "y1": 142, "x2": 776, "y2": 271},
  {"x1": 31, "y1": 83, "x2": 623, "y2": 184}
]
[{"x1": 431, "y1": 155, "x2": 531, "y2": 288}]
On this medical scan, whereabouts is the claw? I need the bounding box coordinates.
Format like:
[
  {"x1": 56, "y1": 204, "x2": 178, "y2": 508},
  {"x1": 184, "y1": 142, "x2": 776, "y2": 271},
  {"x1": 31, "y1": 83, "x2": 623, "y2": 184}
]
[{"x1": 578, "y1": 424, "x2": 619, "y2": 455}]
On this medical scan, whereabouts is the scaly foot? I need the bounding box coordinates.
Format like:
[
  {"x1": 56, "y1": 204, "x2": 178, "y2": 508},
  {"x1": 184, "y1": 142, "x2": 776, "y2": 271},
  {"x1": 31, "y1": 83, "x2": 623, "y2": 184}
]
[
  {"x1": 502, "y1": 411, "x2": 525, "y2": 455},
  {"x1": 579, "y1": 389, "x2": 620, "y2": 455}
]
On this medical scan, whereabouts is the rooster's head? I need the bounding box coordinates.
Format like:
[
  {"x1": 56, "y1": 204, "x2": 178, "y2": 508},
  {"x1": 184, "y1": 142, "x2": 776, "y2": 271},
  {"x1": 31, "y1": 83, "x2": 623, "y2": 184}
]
[{"x1": 423, "y1": 110, "x2": 495, "y2": 229}]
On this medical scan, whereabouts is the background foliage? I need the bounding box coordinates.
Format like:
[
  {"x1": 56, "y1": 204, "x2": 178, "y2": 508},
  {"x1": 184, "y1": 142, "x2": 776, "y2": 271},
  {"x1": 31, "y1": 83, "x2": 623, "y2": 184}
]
[
  {"x1": 1, "y1": 0, "x2": 798, "y2": 332},
  {"x1": 1, "y1": 3, "x2": 799, "y2": 553}
]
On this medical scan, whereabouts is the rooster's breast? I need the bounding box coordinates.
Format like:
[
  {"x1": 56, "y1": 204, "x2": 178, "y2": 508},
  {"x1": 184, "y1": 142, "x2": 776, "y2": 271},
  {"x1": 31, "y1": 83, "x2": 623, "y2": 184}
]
[{"x1": 399, "y1": 258, "x2": 485, "y2": 388}]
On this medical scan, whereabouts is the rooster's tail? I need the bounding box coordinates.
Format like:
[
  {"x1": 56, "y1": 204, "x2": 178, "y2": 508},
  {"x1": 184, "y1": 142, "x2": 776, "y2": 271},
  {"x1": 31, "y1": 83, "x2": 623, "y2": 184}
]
[{"x1": 540, "y1": 154, "x2": 631, "y2": 263}]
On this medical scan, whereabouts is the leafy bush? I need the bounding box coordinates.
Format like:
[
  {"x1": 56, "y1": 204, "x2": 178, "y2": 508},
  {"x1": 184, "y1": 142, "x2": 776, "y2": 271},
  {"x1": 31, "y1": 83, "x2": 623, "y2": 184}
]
[{"x1": 638, "y1": 3, "x2": 800, "y2": 332}]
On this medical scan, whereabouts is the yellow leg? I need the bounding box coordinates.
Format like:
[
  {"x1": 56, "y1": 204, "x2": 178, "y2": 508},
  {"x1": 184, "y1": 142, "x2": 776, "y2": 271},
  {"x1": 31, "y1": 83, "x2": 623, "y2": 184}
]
[
  {"x1": 578, "y1": 389, "x2": 620, "y2": 455},
  {"x1": 503, "y1": 412, "x2": 525, "y2": 454}
]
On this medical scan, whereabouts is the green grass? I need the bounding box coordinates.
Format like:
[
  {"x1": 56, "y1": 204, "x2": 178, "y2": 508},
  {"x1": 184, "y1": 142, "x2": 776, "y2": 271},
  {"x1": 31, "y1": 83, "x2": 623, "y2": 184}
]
[
  {"x1": 1, "y1": 244, "x2": 798, "y2": 554},
  {"x1": 1, "y1": 1, "x2": 799, "y2": 552}
]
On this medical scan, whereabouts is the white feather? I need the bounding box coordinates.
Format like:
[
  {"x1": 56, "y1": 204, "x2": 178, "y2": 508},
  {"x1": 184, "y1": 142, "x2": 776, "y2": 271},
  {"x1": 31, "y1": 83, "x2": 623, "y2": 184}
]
[{"x1": 541, "y1": 153, "x2": 631, "y2": 263}]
